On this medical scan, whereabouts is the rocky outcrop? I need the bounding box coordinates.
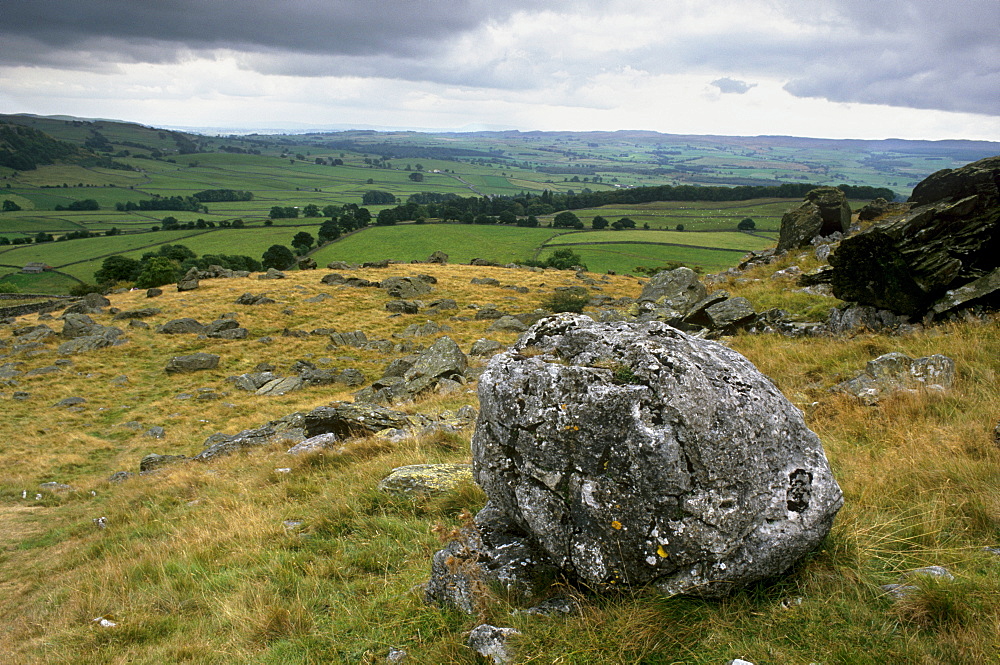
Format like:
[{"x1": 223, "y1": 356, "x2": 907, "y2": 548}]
[
  {"x1": 429, "y1": 314, "x2": 843, "y2": 602},
  {"x1": 777, "y1": 187, "x2": 851, "y2": 252},
  {"x1": 355, "y1": 336, "x2": 469, "y2": 403},
  {"x1": 829, "y1": 156, "x2": 1000, "y2": 317}
]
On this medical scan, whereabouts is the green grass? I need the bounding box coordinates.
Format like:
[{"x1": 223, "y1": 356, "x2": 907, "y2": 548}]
[
  {"x1": 313, "y1": 224, "x2": 560, "y2": 265},
  {"x1": 545, "y1": 229, "x2": 774, "y2": 251},
  {"x1": 546, "y1": 243, "x2": 749, "y2": 273}
]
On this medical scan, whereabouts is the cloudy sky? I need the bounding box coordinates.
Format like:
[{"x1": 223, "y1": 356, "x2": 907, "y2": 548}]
[{"x1": 1, "y1": 0, "x2": 997, "y2": 140}]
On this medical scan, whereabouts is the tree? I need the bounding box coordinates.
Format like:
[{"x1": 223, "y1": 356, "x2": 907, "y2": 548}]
[
  {"x1": 134, "y1": 256, "x2": 180, "y2": 289},
  {"x1": 544, "y1": 248, "x2": 587, "y2": 270},
  {"x1": 292, "y1": 231, "x2": 314, "y2": 252},
  {"x1": 302, "y1": 204, "x2": 321, "y2": 218},
  {"x1": 408, "y1": 172, "x2": 424, "y2": 182},
  {"x1": 362, "y1": 190, "x2": 396, "y2": 205},
  {"x1": 618, "y1": 217, "x2": 636, "y2": 229},
  {"x1": 261, "y1": 244, "x2": 295, "y2": 270},
  {"x1": 94, "y1": 255, "x2": 141, "y2": 284},
  {"x1": 376, "y1": 208, "x2": 397, "y2": 226},
  {"x1": 553, "y1": 211, "x2": 583, "y2": 229},
  {"x1": 676, "y1": 224, "x2": 685, "y2": 231},
  {"x1": 592, "y1": 215, "x2": 608, "y2": 230},
  {"x1": 318, "y1": 219, "x2": 341, "y2": 244},
  {"x1": 738, "y1": 217, "x2": 756, "y2": 231}
]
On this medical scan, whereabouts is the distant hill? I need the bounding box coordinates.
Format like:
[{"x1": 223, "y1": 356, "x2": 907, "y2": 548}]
[{"x1": 0, "y1": 122, "x2": 84, "y2": 170}]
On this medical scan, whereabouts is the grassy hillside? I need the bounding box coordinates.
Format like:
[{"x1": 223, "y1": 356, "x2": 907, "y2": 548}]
[{"x1": 0, "y1": 254, "x2": 996, "y2": 663}]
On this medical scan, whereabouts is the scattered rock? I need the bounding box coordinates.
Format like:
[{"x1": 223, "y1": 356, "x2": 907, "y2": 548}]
[
  {"x1": 139, "y1": 453, "x2": 187, "y2": 473},
  {"x1": 258, "y1": 268, "x2": 286, "y2": 280},
  {"x1": 487, "y1": 315, "x2": 528, "y2": 333},
  {"x1": 467, "y1": 624, "x2": 520, "y2": 665},
  {"x1": 146, "y1": 288, "x2": 163, "y2": 298},
  {"x1": 427, "y1": 250, "x2": 448, "y2": 264},
  {"x1": 386, "y1": 300, "x2": 419, "y2": 314},
  {"x1": 112, "y1": 307, "x2": 161, "y2": 321},
  {"x1": 381, "y1": 275, "x2": 435, "y2": 299},
  {"x1": 55, "y1": 396, "x2": 86, "y2": 407},
  {"x1": 194, "y1": 413, "x2": 307, "y2": 461},
  {"x1": 165, "y1": 353, "x2": 220, "y2": 374},
  {"x1": 176, "y1": 267, "x2": 199, "y2": 291},
  {"x1": 157, "y1": 318, "x2": 207, "y2": 335},
  {"x1": 399, "y1": 321, "x2": 451, "y2": 337},
  {"x1": 470, "y1": 339, "x2": 503, "y2": 356},
  {"x1": 235, "y1": 293, "x2": 276, "y2": 305},
  {"x1": 471, "y1": 277, "x2": 501, "y2": 286},
  {"x1": 377, "y1": 463, "x2": 473, "y2": 496},
  {"x1": 303, "y1": 402, "x2": 430, "y2": 439},
  {"x1": 297, "y1": 257, "x2": 317, "y2": 270},
  {"x1": 286, "y1": 432, "x2": 341, "y2": 455},
  {"x1": 831, "y1": 352, "x2": 955, "y2": 405}
]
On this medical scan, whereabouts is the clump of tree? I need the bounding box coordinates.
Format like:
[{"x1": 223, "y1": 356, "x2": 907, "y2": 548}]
[
  {"x1": 738, "y1": 217, "x2": 756, "y2": 230},
  {"x1": 192, "y1": 189, "x2": 253, "y2": 202},
  {"x1": 115, "y1": 196, "x2": 207, "y2": 213},
  {"x1": 519, "y1": 248, "x2": 588, "y2": 271},
  {"x1": 54, "y1": 199, "x2": 99, "y2": 211},
  {"x1": 269, "y1": 206, "x2": 299, "y2": 219},
  {"x1": 2, "y1": 200, "x2": 21, "y2": 212},
  {"x1": 261, "y1": 244, "x2": 296, "y2": 270},
  {"x1": 362, "y1": 190, "x2": 397, "y2": 205},
  {"x1": 553, "y1": 211, "x2": 584, "y2": 229},
  {"x1": 93, "y1": 244, "x2": 261, "y2": 288},
  {"x1": 0, "y1": 123, "x2": 83, "y2": 170}
]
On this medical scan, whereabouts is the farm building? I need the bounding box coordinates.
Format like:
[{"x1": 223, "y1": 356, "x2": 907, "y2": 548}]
[{"x1": 22, "y1": 262, "x2": 51, "y2": 274}]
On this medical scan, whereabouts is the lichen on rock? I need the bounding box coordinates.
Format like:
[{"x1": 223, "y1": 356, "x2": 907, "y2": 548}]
[{"x1": 443, "y1": 314, "x2": 843, "y2": 599}]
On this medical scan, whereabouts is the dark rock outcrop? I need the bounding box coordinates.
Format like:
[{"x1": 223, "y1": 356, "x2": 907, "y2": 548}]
[
  {"x1": 829, "y1": 156, "x2": 1000, "y2": 316},
  {"x1": 777, "y1": 187, "x2": 851, "y2": 252}
]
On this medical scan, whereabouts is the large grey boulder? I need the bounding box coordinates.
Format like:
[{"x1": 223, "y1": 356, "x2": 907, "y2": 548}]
[
  {"x1": 457, "y1": 314, "x2": 842, "y2": 598},
  {"x1": 777, "y1": 187, "x2": 851, "y2": 252},
  {"x1": 61, "y1": 313, "x2": 98, "y2": 338}
]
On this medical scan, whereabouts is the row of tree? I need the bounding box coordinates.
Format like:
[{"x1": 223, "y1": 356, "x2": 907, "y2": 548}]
[{"x1": 92, "y1": 244, "x2": 262, "y2": 288}]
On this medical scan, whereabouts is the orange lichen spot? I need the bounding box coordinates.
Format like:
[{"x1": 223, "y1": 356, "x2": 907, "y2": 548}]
[
  {"x1": 611, "y1": 520, "x2": 622, "y2": 530},
  {"x1": 657, "y1": 545, "x2": 669, "y2": 558}
]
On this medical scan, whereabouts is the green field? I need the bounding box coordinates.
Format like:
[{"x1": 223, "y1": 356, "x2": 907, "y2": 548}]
[
  {"x1": 313, "y1": 224, "x2": 560, "y2": 266},
  {"x1": 5, "y1": 112, "x2": 990, "y2": 291}
]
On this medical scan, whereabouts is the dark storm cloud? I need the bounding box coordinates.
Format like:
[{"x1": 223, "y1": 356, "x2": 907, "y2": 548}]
[{"x1": 0, "y1": 0, "x2": 532, "y2": 67}]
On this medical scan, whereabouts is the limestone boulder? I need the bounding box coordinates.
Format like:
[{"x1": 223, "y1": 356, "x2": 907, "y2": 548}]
[
  {"x1": 463, "y1": 314, "x2": 843, "y2": 598},
  {"x1": 165, "y1": 353, "x2": 219, "y2": 374},
  {"x1": 831, "y1": 352, "x2": 955, "y2": 405},
  {"x1": 637, "y1": 267, "x2": 707, "y2": 313}
]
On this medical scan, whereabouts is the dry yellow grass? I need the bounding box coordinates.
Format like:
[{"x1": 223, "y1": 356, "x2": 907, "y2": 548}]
[{"x1": 0, "y1": 260, "x2": 997, "y2": 663}]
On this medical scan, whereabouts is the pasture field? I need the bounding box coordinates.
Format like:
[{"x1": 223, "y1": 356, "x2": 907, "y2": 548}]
[
  {"x1": 312, "y1": 224, "x2": 560, "y2": 266},
  {"x1": 544, "y1": 229, "x2": 775, "y2": 251},
  {"x1": 541, "y1": 243, "x2": 750, "y2": 273}
]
